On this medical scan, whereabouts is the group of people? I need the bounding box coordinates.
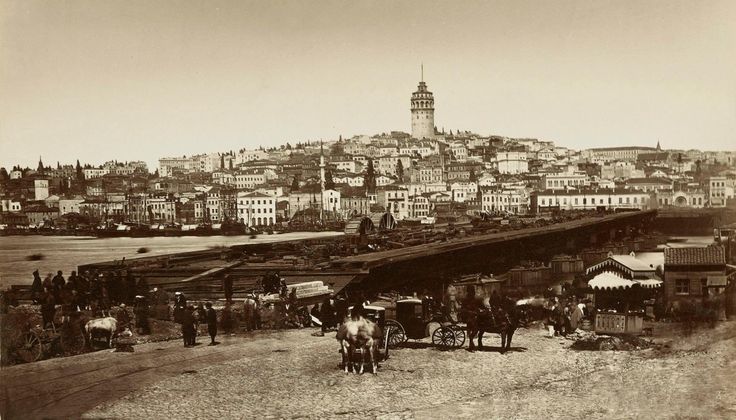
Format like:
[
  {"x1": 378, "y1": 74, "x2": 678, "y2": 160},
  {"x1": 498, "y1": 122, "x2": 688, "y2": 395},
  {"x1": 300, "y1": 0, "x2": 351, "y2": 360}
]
[
  {"x1": 29, "y1": 269, "x2": 151, "y2": 329},
  {"x1": 546, "y1": 297, "x2": 591, "y2": 337},
  {"x1": 172, "y1": 292, "x2": 219, "y2": 346}
]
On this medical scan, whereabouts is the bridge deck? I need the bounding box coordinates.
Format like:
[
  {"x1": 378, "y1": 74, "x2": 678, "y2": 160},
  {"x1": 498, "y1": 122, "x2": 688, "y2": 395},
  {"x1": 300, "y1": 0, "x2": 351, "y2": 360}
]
[{"x1": 332, "y1": 210, "x2": 656, "y2": 269}]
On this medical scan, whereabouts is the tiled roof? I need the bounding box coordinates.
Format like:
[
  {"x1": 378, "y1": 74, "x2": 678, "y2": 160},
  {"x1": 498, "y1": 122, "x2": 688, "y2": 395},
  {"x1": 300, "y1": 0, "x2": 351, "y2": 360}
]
[{"x1": 664, "y1": 245, "x2": 725, "y2": 266}]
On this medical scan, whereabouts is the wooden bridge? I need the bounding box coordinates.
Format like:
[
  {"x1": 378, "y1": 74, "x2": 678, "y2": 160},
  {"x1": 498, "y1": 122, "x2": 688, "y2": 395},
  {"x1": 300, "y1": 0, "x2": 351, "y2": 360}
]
[{"x1": 76, "y1": 210, "x2": 658, "y2": 299}]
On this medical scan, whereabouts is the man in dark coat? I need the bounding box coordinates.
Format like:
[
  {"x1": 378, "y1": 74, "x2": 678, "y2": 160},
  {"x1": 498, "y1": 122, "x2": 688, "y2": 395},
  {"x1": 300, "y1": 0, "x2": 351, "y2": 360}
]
[
  {"x1": 181, "y1": 305, "x2": 196, "y2": 347},
  {"x1": 205, "y1": 302, "x2": 218, "y2": 345},
  {"x1": 40, "y1": 290, "x2": 56, "y2": 328},
  {"x1": 173, "y1": 292, "x2": 187, "y2": 324},
  {"x1": 31, "y1": 270, "x2": 43, "y2": 304},
  {"x1": 52, "y1": 271, "x2": 65, "y2": 301}
]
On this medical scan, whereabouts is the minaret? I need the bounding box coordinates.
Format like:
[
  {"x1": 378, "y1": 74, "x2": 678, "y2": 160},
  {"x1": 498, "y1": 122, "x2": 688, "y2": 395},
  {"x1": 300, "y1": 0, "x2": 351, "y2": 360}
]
[
  {"x1": 411, "y1": 65, "x2": 435, "y2": 140},
  {"x1": 319, "y1": 140, "x2": 325, "y2": 221}
]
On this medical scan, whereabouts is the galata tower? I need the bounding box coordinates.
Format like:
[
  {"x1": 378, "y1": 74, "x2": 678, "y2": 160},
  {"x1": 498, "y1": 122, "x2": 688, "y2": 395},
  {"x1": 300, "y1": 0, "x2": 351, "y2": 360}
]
[{"x1": 410, "y1": 66, "x2": 435, "y2": 140}]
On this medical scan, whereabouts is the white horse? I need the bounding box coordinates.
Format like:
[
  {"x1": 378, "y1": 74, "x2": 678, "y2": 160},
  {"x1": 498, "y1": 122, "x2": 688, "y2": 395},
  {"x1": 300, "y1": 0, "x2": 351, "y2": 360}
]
[{"x1": 335, "y1": 304, "x2": 382, "y2": 375}]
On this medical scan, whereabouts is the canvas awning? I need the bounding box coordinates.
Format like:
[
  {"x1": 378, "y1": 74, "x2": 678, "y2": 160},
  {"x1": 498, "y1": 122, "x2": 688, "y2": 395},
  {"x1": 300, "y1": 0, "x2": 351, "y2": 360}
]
[
  {"x1": 707, "y1": 276, "x2": 727, "y2": 287},
  {"x1": 588, "y1": 273, "x2": 636, "y2": 290},
  {"x1": 635, "y1": 279, "x2": 663, "y2": 288}
]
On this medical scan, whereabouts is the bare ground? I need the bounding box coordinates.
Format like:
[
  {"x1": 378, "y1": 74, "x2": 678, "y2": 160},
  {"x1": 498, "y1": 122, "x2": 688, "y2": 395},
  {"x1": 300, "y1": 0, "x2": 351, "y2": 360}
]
[{"x1": 2, "y1": 321, "x2": 734, "y2": 420}]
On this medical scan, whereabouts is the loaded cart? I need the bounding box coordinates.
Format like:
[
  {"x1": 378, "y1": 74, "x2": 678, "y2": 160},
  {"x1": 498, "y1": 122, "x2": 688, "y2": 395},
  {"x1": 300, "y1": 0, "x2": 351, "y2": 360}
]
[
  {"x1": 259, "y1": 280, "x2": 333, "y2": 328},
  {"x1": 14, "y1": 320, "x2": 86, "y2": 363}
]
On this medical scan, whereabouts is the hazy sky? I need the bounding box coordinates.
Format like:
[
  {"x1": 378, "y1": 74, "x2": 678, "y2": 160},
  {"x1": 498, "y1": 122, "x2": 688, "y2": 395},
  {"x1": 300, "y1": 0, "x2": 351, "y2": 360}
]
[{"x1": 1, "y1": 0, "x2": 735, "y2": 170}]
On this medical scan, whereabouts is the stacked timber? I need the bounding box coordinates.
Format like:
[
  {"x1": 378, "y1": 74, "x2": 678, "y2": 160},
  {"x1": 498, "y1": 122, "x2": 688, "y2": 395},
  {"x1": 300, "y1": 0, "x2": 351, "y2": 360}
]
[{"x1": 261, "y1": 281, "x2": 332, "y2": 305}]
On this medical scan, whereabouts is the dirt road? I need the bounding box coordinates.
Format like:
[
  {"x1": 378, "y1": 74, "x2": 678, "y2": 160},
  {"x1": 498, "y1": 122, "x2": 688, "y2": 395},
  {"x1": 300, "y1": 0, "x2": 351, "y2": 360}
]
[{"x1": 2, "y1": 323, "x2": 735, "y2": 419}]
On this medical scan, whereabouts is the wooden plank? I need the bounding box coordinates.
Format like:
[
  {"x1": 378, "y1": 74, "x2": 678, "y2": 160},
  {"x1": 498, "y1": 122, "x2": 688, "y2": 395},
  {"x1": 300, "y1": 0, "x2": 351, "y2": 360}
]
[{"x1": 178, "y1": 260, "x2": 247, "y2": 283}]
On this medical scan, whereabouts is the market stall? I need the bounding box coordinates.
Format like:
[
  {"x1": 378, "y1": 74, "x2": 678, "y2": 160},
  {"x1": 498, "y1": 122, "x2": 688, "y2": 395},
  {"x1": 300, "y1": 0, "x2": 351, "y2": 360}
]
[{"x1": 588, "y1": 272, "x2": 662, "y2": 334}]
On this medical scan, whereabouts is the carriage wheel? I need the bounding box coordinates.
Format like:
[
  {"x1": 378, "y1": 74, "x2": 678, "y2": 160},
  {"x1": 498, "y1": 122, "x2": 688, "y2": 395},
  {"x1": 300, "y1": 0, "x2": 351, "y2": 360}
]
[
  {"x1": 451, "y1": 326, "x2": 466, "y2": 348},
  {"x1": 17, "y1": 331, "x2": 43, "y2": 363},
  {"x1": 384, "y1": 320, "x2": 406, "y2": 349},
  {"x1": 431, "y1": 326, "x2": 456, "y2": 349}
]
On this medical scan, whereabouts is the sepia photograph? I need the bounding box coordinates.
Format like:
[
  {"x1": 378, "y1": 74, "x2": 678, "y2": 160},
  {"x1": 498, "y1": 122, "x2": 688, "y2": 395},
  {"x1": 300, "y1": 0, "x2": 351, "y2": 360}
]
[{"x1": 1, "y1": 1, "x2": 735, "y2": 418}]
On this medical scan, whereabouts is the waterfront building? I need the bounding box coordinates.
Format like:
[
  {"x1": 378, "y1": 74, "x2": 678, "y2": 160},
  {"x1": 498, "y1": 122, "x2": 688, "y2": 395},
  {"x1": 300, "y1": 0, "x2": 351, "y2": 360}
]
[
  {"x1": 376, "y1": 186, "x2": 410, "y2": 220},
  {"x1": 237, "y1": 191, "x2": 276, "y2": 226},
  {"x1": 481, "y1": 188, "x2": 529, "y2": 214},
  {"x1": 663, "y1": 245, "x2": 726, "y2": 311},
  {"x1": 530, "y1": 188, "x2": 651, "y2": 213}
]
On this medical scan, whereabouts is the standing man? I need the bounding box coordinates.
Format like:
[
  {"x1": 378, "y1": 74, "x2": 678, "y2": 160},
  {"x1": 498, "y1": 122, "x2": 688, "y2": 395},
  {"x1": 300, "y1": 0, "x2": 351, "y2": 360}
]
[
  {"x1": 173, "y1": 292, "x2": 187, "y2": 324},
  {"x1": 52, "y1": 271, "x2": 65, "y2": 301},
  {"x1": 181, "y1": 305, "x2": 197, "y2": 347},
  {"x1": 31, "y1": 270, "x2": 43, "y2": 304},
  {"x1": 206, "y1": 302, "x2": 218, "y2": 345}
]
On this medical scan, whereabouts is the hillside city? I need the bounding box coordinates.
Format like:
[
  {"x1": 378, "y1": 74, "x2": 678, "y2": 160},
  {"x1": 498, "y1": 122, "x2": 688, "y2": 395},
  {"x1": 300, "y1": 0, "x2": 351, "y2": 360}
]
[{"x1": 1, "y1": 78, "x2": 735, "y2": 232}]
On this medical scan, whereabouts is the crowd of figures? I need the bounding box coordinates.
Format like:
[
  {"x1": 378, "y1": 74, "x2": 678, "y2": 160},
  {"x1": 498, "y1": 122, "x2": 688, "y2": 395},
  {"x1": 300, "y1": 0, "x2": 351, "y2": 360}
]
[
  {"x1": 171, "y1": 292, "x2": 219, "y2": 347},
  {"x1": 28, "y1": 269, "x2": 153, "y2": 333}
]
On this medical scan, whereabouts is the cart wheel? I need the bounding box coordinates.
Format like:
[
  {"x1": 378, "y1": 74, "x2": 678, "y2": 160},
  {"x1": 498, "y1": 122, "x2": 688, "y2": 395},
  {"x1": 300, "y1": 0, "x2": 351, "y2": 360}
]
[
  {"x1": 60, "y1": 324, "x2": 87, "y2": 356},
  {"x1": 432, "y1": 326, "x2": 456, "y2": 349},
  {"x1": 17, "y1": 331, "x2": 43, "y2": 363},
  {"x1": 451, "y1": 326, "x2": 466, "y2": 348},
  {"x1": 385, "y1": 320, "x2": 406, "y2": 349}
]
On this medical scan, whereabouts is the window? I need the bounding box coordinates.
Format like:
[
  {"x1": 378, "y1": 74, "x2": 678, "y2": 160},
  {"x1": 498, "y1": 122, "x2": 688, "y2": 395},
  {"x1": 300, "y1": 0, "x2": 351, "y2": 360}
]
[
  {"x1": 675, "y1": 279, "x2": 689, "y2": 295},
  {"x1": 701, "y1": 278, "x2": 708, "y2": 295}
]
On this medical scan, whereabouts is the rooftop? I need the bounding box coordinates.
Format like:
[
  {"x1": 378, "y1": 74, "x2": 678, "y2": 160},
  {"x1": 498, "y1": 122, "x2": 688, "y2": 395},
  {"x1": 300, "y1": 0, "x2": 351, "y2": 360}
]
[{"x1": 664, "y1": 245, "x2": 725, "y2": 266}]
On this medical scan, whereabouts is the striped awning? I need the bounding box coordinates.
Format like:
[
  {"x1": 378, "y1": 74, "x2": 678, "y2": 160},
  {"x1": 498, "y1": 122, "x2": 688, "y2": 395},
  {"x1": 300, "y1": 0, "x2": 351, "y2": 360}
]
[
  {"x1": 635, "y1": 279, "x2": 663, "y2": 288},
  {"x1": 588, "y1": 273, "x2": 636, "y2": 290}
]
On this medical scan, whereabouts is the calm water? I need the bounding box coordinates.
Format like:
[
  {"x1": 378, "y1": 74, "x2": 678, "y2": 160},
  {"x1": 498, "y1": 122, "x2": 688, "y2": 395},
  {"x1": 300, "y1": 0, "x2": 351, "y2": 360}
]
[{"x1": 0, "y1": 232, "x2": 342, "y2": 288}]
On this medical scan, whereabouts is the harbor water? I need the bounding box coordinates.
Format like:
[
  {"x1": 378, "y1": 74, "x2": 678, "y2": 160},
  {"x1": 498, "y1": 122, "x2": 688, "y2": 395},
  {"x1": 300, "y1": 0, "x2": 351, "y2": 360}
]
[{"x1": 0, "y1": 232, "x2": 342, "y2": 288}]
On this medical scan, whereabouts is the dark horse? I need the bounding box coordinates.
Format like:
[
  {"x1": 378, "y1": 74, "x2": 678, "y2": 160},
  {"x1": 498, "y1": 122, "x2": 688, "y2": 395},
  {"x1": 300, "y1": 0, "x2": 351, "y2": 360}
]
[{"x1": 466, "y1": 299, "x2": 522, "y2": 353}]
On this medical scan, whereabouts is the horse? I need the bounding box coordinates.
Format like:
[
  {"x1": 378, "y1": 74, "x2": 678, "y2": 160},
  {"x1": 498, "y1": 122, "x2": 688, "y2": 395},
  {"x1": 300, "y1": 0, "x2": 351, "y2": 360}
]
[
  {"x1": 335, "y1": 304, "x2": 383, "y2": 375},
  {"x1": 465, "y1": 298, "x2": 521, "y2": 353}
]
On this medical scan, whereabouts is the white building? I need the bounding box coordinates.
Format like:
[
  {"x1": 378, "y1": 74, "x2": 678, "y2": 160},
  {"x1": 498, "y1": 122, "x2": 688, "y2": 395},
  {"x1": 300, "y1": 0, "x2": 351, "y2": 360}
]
[
  {"x1": 58, "y1": 198, "x2": 85, "y2": 215},
  {"x1": 235, "y1": 169, "x2": 274, "y2": 189},
  {"x1": 532, "y1": 188, "x2": 651, "y2": 213},
  {"x1": 541, "y1": 173, "x2": 589, "y2": 190},
  {"x1": 495, "y1": 151, "x2": 528, "y2": 174},
  {"x1": 709, "y1": 177, "x2": 735, "y2": 207},
  {"x1": 158, "y1": 156, "x2": 196, "y2": 177},
  {"x1": 331, "y1": 159, "x2": 364, "y2": 173},
  {"x1": 33, "y1": 179, "x2": 50, "y2": 200},
  {"x1": 237, "y1": 192, "x2": 276, "y2": 226},
  {"x1": 83, "y1": 168, "x2": 110, "y2": 179},
  {"x1": 0, "y1": 199, "x2": 22, "y2": 212},
  {"x1": 236, "y1": 149, "x2": 269, "y2": 165},
  {"x1": 481, "y1": 188, "x2": 529, "y2": 214},
  {"x1": 378, "y1": 187, "x2": 410, "y2": 220},
  {"x1": 450, "y1": 182, "x2": 478, "y2": 203}
]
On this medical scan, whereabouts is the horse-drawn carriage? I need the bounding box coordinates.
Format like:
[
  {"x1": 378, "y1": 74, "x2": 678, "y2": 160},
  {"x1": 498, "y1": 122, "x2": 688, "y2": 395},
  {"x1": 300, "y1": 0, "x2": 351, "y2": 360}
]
[{"x1": 383, "y1": 298, "x2": 466, "y2": 350}]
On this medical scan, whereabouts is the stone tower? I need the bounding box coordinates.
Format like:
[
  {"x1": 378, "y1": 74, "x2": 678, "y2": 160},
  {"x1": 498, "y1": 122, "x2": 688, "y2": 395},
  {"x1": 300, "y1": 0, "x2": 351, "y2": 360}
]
[{"x1": 411, "y1": 66, "x2": 435, "y2": 140}]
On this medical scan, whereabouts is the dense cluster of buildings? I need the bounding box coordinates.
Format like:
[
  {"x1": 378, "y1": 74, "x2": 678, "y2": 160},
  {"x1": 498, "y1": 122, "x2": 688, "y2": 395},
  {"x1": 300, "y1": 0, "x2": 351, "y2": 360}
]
[{"x1": 1, "y1": 76, "x2": 735, "y2": 229}]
